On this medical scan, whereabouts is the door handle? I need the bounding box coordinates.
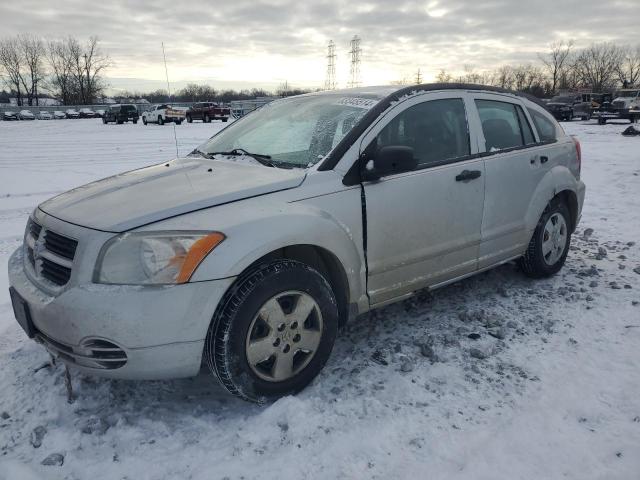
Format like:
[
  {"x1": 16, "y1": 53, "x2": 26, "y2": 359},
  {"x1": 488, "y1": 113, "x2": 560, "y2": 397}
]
[
  {"x1": 455, "y1": 170, "x2": 482, "y2": 182},
  {"x1": 540, "y1": 155, "x2": 549, "y2": 164}
]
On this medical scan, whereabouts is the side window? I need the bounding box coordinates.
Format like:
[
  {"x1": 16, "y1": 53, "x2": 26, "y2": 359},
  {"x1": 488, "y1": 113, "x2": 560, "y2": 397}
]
[
  {"x1": 516, "y1": 106, "x2": 535, "y2": 145},
  {"x1": 373, "y1": 98, "x2": 470, "y2": 167},
  {"x1": 475, "y1": 99, "x2": 528, "y2": 151},
  {"x1": 527, "y1": 108, "x2": 558, "y2": 143}
]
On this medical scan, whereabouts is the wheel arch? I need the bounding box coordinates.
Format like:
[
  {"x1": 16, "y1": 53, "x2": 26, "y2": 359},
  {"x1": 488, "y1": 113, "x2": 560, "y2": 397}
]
[{"x1": 230, "y1": 244, "x2": 352, "y2": 327}]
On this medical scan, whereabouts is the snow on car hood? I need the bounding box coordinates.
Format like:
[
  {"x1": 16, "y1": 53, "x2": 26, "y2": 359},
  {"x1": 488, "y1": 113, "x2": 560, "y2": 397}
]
[{"x1": 38, "y1": 157, "x2": 306, "y2": 232}]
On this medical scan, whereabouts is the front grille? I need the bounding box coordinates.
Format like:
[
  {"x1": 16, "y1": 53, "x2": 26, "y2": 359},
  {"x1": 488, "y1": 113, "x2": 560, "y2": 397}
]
[
  {"x1": 44, "y1": 230, "x2": 78, "y2": 260},
  {"x1": 24, "y1": 218, "x2": 77, "y2": 287},
  {"x1": 41, "y1": 257, "x2": 72, "y2": 285},
  {"x1": 35, "y1": 333, "x2": 128, "y2": 370},
  {"x1": 612, "y1": 101, "x2": 625, "y2": 109}
]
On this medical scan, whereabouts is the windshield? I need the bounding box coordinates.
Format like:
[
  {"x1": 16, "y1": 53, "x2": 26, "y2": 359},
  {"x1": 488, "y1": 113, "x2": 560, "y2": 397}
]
[
  {"x1": 198, "y1": 94, "x2": 379, "y2": 168},
  {"x1": 616, "y1": 90, "x2": 639, "y2": 98}
]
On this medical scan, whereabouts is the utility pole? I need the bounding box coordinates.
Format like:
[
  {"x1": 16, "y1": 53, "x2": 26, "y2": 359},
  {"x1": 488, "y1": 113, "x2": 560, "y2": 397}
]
[
  {"x1": 348, "y1": 35, "x2": 362, "y2": 88},
  {"x1": 415, "y1": 68, "x2": 422, "y2": 84},
  {"x1": 324, "y1": 40, "x2": 337, "y2": 90}
]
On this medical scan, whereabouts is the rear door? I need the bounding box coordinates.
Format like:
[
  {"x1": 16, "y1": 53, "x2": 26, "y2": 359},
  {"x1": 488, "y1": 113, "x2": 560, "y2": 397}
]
[
  {"x1": 470, "y1": 93, "x2": 552, "y2": 267},
  {"x1": 361, "y1": 92, "x2": 485, "y2": 306}
]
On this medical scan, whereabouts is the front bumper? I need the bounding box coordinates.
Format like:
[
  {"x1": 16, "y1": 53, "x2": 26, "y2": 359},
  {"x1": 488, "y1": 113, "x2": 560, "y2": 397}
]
[{"x1": 8, "y1": 247, "x2": 235, "y2": 380}]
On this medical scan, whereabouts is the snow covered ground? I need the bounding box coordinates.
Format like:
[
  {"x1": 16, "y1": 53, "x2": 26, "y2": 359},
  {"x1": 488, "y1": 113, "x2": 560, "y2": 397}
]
[{"x1": 0, "y1": 118, "x2": 639, "y2": 479}]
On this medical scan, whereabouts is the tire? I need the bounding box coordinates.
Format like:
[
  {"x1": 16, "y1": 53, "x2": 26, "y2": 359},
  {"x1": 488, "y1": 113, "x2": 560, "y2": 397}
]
[
  {"x1": 598, "y1": 117, "x2": 606, "y2": 125},
  {"x1": 102, "y1": 117, "x2": 107, "y2": 124},
  {"x1": 176, "y1": 120, "x2": 182, "y2": 125},
  {"x1": 204, "y1": 114, "x2": 210, "y2": 123},
  {"x1": 187, "y1": 114, "x2": 192, "y2": 123},
  {"x1": 117, "y1": 119, "x2": 123, "y2": 125},
  {"x1": 143, "y1": 117, "x2": 147, "y2": 125},
  {"x1": 519, "y1": 199, "x2": 572, "y2": 278},
  {"x1": 158, "y1": 116, "x2": 164, "y2": 125},
  {"x1": 222, "y1": 118, "x2": 228, "y2": 122},
  {"x1": 205, "y1": 259, "x2": 339, "y2": 403},
  {"x1": 133, "y1": 119, "x2": 138, "y2": 124}
]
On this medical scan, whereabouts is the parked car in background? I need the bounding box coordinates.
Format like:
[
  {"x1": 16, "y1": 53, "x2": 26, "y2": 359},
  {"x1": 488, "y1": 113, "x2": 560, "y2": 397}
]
[
  {"x1": 18, "y1": 110, "x2": 35, "y2": 120},
  {"x1": 38, "y1": 111, "x2": 53, "y2": 120},
  {"x1": 3, "y1": 111, "x2": 18, "y2": 121},
  {"x1": 79, "y1": 108, "x2": 96, "y2": 118},
  {"x1": 53, "y1": 111, "x2": 66, "y2": 120},
  {"x1": 103, "y1": 104, "x2": 139, "y2": 124},
  {"x1": 572, "y1": 93, "x2": 612, "y2": 121},
  {"x1": 545, "y1": 94, "x2": 580, "y2": 121},
  {"x1": 186, "y1": 102, "x2": 230, "y2": 123},
  {"x1": 142, "y1": 104, "x2": 185, "y2": 125},
  {"x1": 8, "y1": 84, "x2": 585, "y2": 403},
  {"x1": 596, "y1": 89, "x2": 640, "y2": 124},
  {"x1": 65, "y1": 109, "x2": 80, "y2": 119},
  {"x1": 95, "y1": 109, "x2": 106, "y2": 118}
]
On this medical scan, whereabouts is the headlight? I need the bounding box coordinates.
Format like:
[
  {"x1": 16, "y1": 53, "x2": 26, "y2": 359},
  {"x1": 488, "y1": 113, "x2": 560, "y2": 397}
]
[{"x1": 95, "y1": 231, "x2": 225, "y2": 285}]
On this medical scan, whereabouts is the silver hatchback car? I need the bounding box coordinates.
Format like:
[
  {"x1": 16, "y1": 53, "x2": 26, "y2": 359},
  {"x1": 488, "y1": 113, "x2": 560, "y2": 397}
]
[{"x1": 9, "y1": 84, "x2": 585, "y2": 402}]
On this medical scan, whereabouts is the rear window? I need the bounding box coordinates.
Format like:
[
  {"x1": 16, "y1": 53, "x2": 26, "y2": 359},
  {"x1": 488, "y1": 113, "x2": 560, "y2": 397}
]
[
  {"x1": 122, "y1": 105, "x2": 137, "y2": 112},
  {"x1": 476, "y1": 99, "x2": 532, "y2": 151},
  {"x1": 527, "y1": 108, "x2": 559, "y2": 142}
]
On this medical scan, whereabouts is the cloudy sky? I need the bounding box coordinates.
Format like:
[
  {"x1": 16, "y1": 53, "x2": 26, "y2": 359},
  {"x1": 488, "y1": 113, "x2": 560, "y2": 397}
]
[{"x1": 1, "y1": 0, "x2": 638, "y2": 93}]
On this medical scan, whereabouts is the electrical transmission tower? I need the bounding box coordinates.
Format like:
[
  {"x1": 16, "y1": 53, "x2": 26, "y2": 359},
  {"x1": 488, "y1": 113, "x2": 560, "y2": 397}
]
[
  {"x1": 324, "y1": 40, "x2": 337, "y2": 90},
  {"x1": 348, "y1": 35, "x2": 362, "y2": 88},
  {"x1": 415, "y1": 68, "x2": 422, "y2": 84}
]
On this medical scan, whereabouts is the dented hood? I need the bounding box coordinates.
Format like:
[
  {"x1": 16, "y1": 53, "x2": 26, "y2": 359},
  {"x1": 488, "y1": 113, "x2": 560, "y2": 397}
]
[{"x1": 39, "y1": 158, "x2": 306, "y2": 232}]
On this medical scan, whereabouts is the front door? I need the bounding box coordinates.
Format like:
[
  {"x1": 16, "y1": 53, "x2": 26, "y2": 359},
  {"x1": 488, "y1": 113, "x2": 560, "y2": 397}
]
[{"x1": 361, "y1": 94, "x2": 485, "y2": 306}]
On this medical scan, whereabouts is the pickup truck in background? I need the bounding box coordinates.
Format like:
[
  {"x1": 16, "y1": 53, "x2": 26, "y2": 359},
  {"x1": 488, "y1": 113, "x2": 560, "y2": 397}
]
[
  {"x1": 142, "y1": 104, "x2": 186, "y2": 125},
  {"x1": 595, "y1": 89, "x2": 640, "y2": 124},
  {"x1": 186, "y1": 102, "x2": 230, "y2": 123}
]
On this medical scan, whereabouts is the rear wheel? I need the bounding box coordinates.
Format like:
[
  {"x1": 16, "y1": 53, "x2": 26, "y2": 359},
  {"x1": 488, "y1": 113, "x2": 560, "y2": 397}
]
[
  {"x1": 519, "y1": 199, "x2": 571, "y2": 278},
  {"x1": 205, "y1": 260, "x2": 339, "y2": 403},
  {"x1": 204, "y1": 114, "x2": 210, "y2": 123},
  {"x1": 102, "y1": 117, "x2": 107, "y2": 124},
  {"x1": 158, "y1": 116, "x2": 164, "y2": 125},
  {"x1": 187, "y1": 114, "x2": 192, "y2": 123},
  {"x1": 598, "y1": 117, "x2": 606, "y2": 125},
  {"x1": 142, "y1": 117, "x2": 147, "y2": 125}
]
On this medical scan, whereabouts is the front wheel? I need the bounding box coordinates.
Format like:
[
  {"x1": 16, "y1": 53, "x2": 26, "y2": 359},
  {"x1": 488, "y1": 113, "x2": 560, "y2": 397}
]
[
  {"x1": 598, "y1": 117, "x2": 606, "y2": 125},
  {"x1": 205, "y1": 260, "x2": 339, "y2": 402},
  {"x1": 186, "y1": 114, "x2": 192, "y2": 123},
  {"x1": 519, "y1": 199, "x2": 571, "y2": 278},
  {"x1": 102, "y1": 117, "x2": 107, "y2": 124},
  {"x1": 204, "y1": 114, "x2": 210, "y2": 123},
  {"x1": 158, "y1": 116, "x2": 164, "y2": 125}
]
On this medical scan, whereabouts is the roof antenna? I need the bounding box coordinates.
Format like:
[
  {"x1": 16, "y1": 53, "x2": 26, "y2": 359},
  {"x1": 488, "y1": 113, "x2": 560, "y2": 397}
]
[{"x1": 162, "y1": 42, "x2": 179, "y2": 158}]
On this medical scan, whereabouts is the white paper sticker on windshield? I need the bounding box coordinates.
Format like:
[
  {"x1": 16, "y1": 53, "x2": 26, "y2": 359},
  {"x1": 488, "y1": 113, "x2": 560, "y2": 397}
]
[{"x1": 335, "y1": 97, "x2": 378, "y2": 109}]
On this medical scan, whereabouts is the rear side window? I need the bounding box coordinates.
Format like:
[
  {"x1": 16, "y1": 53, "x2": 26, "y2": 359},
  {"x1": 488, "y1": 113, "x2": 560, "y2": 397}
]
[
  {"x1": 374, "y1": 98, "x2": 470, "y2": 167},
  {"x1": 527, "y1": 108, "x2": 558, "y2": 142},
  {"x1": 475, "y1": 99, "x2": 533, "y2": 151}
]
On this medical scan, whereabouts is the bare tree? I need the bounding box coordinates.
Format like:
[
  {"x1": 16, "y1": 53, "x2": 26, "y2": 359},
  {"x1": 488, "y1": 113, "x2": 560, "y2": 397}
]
[
  {"x1": 46, "y1": 36, "x2": 110, "y2": 105},
  {"x1": 616, "y1": 44, "x2": 640, "y2": 87},
  {"x1": 435, "y1": 69, "x2": 453, "y2": 83},
  {"x1": 0, "y1": 37, "x2": 26, "y2": 105},
  {"x1": 574, "y1": 43, "x2": 624, "y2": 92},
  {"x1": 539, "y1": 40, "x2": 574, "y2": 93},
  {"x1": 18, "y1": 34, "x2": 46, "y2": 106},
  {"x1": 47, "y1": 38, "x2": 76, "y2": 105},
  {"x1": 80, "y1": 36, "x2": 111, "y2": 104}
]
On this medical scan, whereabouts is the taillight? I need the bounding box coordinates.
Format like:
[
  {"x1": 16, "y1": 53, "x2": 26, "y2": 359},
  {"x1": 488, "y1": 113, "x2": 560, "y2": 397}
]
[{"x1": 571, "y1": 136, "x2": 581, "y2": 175}]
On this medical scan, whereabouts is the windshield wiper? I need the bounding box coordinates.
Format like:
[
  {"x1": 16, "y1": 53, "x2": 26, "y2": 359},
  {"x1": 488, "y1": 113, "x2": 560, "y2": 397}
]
[
  {"x1": 205, "y1": 148, "x2": 277, "y2": 167},
  {"x1": 189, "y1": 148, "x2": 208, "y2": 158}
]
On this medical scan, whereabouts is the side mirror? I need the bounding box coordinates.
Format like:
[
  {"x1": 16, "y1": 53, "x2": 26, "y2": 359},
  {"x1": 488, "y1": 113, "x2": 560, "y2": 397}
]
[{"x1": 362, "y1": 145, "x2": 417, "y2": 181}]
